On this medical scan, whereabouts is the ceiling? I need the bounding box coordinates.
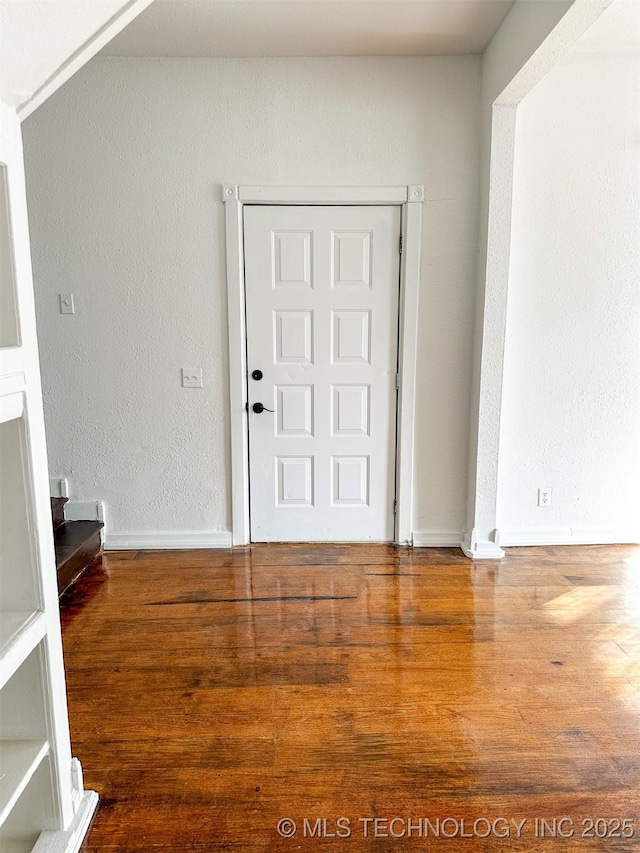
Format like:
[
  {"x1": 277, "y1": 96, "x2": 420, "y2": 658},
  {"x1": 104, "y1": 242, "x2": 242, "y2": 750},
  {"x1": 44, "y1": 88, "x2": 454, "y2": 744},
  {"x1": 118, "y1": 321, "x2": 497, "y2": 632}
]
[{"x1": 101, "y1": 0, "x2": 517, "y2": 58}]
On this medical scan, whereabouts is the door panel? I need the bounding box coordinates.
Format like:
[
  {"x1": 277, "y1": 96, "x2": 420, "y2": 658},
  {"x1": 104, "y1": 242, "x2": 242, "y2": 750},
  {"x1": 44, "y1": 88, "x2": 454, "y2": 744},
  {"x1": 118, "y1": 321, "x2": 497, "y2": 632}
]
[{"x1": 244, "y1": 205, "x2": 400, "y2": 542}]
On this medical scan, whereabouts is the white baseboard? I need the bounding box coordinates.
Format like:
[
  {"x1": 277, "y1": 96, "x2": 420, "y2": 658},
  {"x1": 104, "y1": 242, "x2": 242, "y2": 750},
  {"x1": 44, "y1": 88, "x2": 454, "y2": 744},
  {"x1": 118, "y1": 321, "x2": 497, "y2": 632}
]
[
  {"x1": 412, "y1": 529, "x2": 464, "y2": 547},
  {"x1": 33, "y1": 790, "x2": 98, "y2": 853},
  {"x1": 64, "y1": 501, "x2": 104, "y2": 522},
  {"x1": 500, "y1": 527, "x2": 640, "y2": 547},
  {"x1": 49, "y1": 477, "x2": 69, "y2": 498},
  {"x1": 104, "y1": 530, "x2": 233, "y2": 550}
]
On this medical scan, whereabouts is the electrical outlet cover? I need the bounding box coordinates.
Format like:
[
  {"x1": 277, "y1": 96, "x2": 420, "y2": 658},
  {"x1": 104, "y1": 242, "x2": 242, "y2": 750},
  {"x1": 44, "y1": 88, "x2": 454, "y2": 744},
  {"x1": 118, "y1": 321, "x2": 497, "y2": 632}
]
[{"x1": 538, "y1": 488, "x2": 552, "y2": 507}]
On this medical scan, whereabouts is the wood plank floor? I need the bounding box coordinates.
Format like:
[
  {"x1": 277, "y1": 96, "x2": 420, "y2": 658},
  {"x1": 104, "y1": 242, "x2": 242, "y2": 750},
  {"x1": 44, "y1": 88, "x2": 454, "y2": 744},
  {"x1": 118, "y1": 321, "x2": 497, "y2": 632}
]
[{"x1": 60, "y1": 544, "x2": 640, "y2": 851}]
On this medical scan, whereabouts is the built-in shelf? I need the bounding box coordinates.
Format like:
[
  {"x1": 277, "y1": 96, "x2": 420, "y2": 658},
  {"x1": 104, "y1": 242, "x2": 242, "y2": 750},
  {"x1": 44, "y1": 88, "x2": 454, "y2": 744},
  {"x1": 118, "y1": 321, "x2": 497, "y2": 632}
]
[
  {"x1": 0, "y1": 353, "x2": 25, "y2": 393},
  {"x1": 0, "y1": 108, "x2": 97, "y2": 853},
  {"x1": 0, "y1": 739, "x2": 49, "y2": 827},
  {"x1": 0, "y1": 392, "x2": 24, "y2": 426},
  {"x1": 0, "y1": 163, "x2": 20, "y2": 351},
  {"x1": 0, "y1": 612, "x2": 46, "y2": 690}
]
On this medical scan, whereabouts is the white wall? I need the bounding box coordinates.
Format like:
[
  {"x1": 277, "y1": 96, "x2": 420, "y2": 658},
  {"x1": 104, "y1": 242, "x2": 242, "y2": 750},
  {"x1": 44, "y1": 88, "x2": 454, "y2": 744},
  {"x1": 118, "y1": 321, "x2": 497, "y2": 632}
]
[
  {"x1": 23, "y1": 57, "x2": 481, "y2": 542},
  {"x1": 498, "y1": 51, "x2": 640, "y2": 544}
]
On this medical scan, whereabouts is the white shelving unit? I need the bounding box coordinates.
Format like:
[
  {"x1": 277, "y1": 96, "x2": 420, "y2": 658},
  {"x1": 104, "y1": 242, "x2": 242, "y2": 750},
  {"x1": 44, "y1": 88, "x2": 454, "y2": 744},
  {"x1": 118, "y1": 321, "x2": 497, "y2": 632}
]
[
  {"x1": 0, "y1": 740, "x2": 50, "y2": 826},
  {"x1": 0, "y1": 101, "x2": 97, "y2": 852}
]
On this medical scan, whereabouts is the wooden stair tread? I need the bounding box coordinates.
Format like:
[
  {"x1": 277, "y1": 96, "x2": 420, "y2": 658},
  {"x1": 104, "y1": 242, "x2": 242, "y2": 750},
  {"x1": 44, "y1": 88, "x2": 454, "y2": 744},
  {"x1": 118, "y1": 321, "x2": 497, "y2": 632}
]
[
  {"x1": 54, "y1": 520, "x2": 103, "y2": 552},
  {"x1": 54, "y1": 520, "x2": 104, "y2": 595}
]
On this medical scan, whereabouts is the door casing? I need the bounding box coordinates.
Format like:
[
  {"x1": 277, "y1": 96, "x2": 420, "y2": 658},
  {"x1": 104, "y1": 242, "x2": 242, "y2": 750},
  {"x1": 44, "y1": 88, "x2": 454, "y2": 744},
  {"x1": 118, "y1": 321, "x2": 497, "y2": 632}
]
[{"x1": 223, "y1": 185, "x2": 424, "y2": 546}]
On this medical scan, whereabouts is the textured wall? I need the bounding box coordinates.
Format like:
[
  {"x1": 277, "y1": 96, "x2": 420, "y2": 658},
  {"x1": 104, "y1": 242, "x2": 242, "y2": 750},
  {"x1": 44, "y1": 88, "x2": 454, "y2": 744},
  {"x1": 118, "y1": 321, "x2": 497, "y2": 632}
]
[
  {"x1": 23, "y1": 57, "x2": 481, "y2": 539},
  {"x1": 498, "y1": 52, "x2": 640, "y2": 542}
]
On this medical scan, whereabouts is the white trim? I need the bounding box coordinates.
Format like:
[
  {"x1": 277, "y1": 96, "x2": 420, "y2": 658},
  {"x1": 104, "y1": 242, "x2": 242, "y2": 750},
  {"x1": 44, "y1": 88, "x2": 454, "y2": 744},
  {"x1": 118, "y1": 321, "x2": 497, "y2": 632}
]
[
  {"x1": 64, "y1": 501, "x2": 104, "y2": 522},
  {"x1": 460, "y1": 528, "x2": 505, "y2": 560},
  {"x1": 32, "y1": 790, "x2": 99, "y2": 853},
  {"x1": 224, "y1": 195, "x2": 250, "y2": 546},
  {"x1": 104, "y1": 531, "x2": 232, "y2": 550},
  {"x1": 224, "y1": 185, "x2": 423, "y2": 546},
  {"x1": 501, "y1": 528, "x2": 640, "y2": 548},
  {"x1": 394, "y1": 201, "x2": 422, "y2": 545},
  {"x1": 17, "y1": 0, "x2": 155, "y2": 121},
  {"x1": 413, "y1": 530, "x2": 464, "y2": 548},
  {"x1": 49, "y1": 478, "x2": 69, "y2": 499},
  {"x1": 235, "y1": 185, "x2": 414, "y2": 204}
]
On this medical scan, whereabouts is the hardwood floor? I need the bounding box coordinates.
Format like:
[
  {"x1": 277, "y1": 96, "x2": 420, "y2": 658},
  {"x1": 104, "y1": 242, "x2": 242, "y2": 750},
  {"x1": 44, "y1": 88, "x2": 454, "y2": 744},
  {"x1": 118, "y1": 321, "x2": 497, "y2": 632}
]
[{"x1": 60, "y1": 544, "x2": 640, "y2": 851}]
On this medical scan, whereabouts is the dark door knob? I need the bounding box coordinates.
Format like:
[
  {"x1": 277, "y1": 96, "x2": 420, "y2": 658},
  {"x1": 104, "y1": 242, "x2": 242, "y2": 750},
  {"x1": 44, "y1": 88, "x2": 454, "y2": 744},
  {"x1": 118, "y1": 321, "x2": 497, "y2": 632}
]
[
  {"x1": 252, "y1": 402, "x2": 274, "y2": 414},
  {"x1": 252, "y1": 369, "x2": 263, "y2": 381}
]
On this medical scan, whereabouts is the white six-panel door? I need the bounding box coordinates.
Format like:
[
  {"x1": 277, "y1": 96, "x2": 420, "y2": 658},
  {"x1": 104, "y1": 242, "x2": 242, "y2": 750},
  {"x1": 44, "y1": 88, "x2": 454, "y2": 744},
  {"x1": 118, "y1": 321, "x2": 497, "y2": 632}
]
[{"x1": 244, "y1": 205, "x2": 401, "y2": 542}]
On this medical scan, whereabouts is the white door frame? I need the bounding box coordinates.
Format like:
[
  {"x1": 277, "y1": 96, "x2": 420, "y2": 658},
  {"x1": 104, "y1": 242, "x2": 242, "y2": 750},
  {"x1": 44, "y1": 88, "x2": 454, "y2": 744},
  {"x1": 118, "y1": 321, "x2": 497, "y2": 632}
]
[{"x1": 223, "y1": 184, "x2": 423, "y2": 546}]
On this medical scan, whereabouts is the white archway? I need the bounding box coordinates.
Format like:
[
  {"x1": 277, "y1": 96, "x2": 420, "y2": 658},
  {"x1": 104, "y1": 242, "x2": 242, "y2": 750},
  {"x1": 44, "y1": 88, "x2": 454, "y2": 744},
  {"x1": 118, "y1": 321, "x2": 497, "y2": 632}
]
[{"x1": 462, "y1": 0, "x2": 616, "y2": 558}]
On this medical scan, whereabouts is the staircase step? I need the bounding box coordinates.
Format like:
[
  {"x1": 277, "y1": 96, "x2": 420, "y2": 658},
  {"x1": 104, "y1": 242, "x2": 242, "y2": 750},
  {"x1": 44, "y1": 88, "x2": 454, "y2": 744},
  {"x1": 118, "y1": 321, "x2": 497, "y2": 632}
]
[
  {"x1": 51, "y1": 496, "x2": 68, "y2": 530},
  {"x1": 55, "y1": 520, "x2": 103, "y2": 595}
]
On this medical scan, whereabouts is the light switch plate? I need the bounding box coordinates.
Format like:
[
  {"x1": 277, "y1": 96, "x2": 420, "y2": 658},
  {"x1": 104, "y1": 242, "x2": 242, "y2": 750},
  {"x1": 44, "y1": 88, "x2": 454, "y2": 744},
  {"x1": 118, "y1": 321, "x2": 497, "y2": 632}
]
[
  {"x1": 182, "y1": 367, "x2": 203, "y2": 388},
  {"x1": 59, "y1": 293, "x2": 75, "y2": 314}
]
